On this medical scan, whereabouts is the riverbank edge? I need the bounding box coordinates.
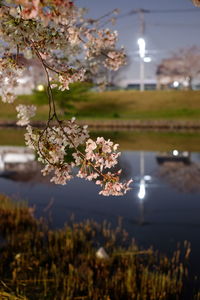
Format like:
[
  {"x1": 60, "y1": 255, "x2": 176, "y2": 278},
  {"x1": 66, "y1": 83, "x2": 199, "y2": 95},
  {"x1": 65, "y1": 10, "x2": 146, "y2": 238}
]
[{"x1": 1, "y1": 120, "x2": 200, "y2": 131}]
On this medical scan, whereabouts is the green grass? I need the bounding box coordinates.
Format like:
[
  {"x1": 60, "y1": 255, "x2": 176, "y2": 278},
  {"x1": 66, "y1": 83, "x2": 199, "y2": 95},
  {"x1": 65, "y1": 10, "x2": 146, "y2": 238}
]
[
  {"x1": 0, "y1": 90, "x2": 200, "y2": 122},
  {"x1": 75, "y1": 90, "x2": 200, "y2": 120},
  {"x1": 0, "y1": 98, "x2": 49, "y2": 121}
]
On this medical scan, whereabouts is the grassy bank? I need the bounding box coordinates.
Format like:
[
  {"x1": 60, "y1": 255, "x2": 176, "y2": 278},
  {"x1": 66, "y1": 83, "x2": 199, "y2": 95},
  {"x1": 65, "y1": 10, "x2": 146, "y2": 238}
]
[
  {"x1": 0, "y1": 194, "x2": 197, "y2": 300},
  {"x1": 76, "y1": 90, "x2": 200, "y2": 120},
  {"x1": 0, "y1": 90, "x2": 200, "y2": 122},
  {"x1": 1, "y1": 128, "x2": 200, "y2": 152}
]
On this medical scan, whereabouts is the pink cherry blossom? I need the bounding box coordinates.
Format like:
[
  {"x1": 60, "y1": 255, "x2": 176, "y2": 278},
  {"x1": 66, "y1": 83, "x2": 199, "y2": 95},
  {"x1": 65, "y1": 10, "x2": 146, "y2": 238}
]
[{"x1": 0, "y1": 0, "x2": 132, "y2": 196}]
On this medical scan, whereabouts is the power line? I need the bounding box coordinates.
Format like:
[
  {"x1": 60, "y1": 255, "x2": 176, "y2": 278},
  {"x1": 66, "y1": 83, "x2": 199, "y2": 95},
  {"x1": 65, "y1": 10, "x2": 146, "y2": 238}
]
[
  {"x1": 117, "y1": 22, "x2": 200, "y2": 31},
  {"x1": 147, "y1": 22, "x2": 200, "y2": 28},
  {"x1": 143, "y1": 8, "x2": 200, "y2": 13},
  {"x1": 117, "y1": 8, "x2": 200, "y2": 19}
]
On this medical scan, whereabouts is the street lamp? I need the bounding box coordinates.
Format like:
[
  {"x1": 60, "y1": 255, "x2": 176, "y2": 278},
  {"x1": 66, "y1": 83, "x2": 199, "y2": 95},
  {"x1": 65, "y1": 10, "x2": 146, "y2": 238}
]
[
  {"x1": 138, "y1": 38, "x2": 146, "y2": 91},
  {"x1": 138, "y1": 38, "x2": 146, "y2": 58}
]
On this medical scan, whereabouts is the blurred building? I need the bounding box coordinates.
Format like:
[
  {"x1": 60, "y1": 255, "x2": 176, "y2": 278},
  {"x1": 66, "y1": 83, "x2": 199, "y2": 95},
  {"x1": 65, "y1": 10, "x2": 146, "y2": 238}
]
[{"x1": 126, "y1": 79, "x2": 157, "y2": 90}]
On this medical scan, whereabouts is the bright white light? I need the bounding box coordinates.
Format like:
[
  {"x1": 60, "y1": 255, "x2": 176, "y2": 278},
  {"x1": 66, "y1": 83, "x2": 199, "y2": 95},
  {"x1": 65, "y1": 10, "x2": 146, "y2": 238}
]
[
  {"x1": 138, "y1": 179, "x2": 146, "y2": 200},
  {"x1": 138, "y1": 38, "x2": 146, "y2": 58},
  {"x1": 144, "y1": 57, "x2": 151, "y2": 63},
  {"x1": 173, "y1": 81, "x2": 179, "y2": 88},
  {"x1": 173, "y1": 150, "x2": 179, "y2": 156},
  {"x1": 144, "y1": 175, "x2": 151, "y2": 181}
]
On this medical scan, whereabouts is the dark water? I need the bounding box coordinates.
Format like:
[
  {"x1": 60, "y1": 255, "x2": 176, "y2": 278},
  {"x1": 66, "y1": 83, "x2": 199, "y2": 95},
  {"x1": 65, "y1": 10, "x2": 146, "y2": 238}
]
[{"x1": 1, "y1": 148, "x2": 200, "y2": 276}]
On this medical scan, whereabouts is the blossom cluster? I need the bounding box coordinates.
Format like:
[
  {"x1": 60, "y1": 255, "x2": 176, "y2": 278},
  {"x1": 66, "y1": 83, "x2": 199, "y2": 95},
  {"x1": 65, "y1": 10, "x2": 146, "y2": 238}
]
[
  {"x1": 78, "y1": 137, "x2": 132, "y2": 195},
  {"x1": 16, "y1": 0, "x2": 76, "y2": 25},
  {"x1": 191, "y1": 0, "x2": 200, "y2": 7},
  {"x1": 84, "y1": 29, "x2": 118, "y2": 57},
  {"x1": 57, "y1": 68, "x2": 85, "y2": 91},
  {"x1": 16, "y1": 104, "x2": 36, "y2": 126},
  {"x1": 25, "y1": 118, "x2": 89, "y2": 184},
  {"x1": 83, "y1": 28, "x2": 126, "y2": 71},
  {"x1": 0, "y1": 0, "x2": 126, "y2": 89},
  {"x1": 0, "y1": 57, "x2": 23, "y2": 103},
  {"x1": 104, "y1": 50, "x2": 126, "y2": 71},
  {"x1": 24, "y1": 118, "x2": 132, "y2": 195}
]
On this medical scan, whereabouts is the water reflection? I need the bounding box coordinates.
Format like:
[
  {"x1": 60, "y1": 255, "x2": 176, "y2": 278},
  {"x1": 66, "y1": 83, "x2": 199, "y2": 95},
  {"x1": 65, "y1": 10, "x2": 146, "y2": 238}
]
[
  {"x1": 1, "y1": 147, "x2": 199, "y2": 213},
  {"x1": 138, "y1": 178, "x2": 146, "y2": 201},
  {"x1": 156, "y1": 150, "x2": 191, "y2": 165},
  {"x1": 0, "y1": 146, "x2": 48, "y2": 183},
  {"x1": 1, "y1": 133, "x2": 200, "y2": 283},
  {"x1": 0, "y1": 147, "x2": 200, "y2": 272},
  {"x1": 136, "y1": 152, "x2": 153, "y2": 225},
  {"x1": 137, "y1": 152, "x2": 146, "y2": 225},
  {"x1": 157, "y1": 161, "x2": 200, "y2": 193},
  {"x1": 0, "y1": 146, "x2": 35, "y2": 172},
  {"x1": 155, "y1": 150, "x2": 200, "y2": 192}
]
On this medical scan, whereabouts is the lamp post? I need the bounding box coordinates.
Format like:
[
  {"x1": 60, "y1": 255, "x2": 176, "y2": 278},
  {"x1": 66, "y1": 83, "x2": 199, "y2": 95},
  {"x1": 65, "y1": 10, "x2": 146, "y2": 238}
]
[{"x1": 138, "y1": 38, "x2": 145, "y2": 91}]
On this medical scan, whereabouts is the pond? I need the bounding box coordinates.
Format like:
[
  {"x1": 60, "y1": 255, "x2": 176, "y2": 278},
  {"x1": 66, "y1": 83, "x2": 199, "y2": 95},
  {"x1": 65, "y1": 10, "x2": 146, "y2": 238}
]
[{"x1": 0, "y1": 129, "x2": 200, "y2": 277}]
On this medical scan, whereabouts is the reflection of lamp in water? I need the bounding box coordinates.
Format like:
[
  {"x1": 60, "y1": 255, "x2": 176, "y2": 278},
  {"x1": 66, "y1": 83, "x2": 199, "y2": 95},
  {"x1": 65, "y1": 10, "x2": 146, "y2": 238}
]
[
  {"x1": 138, "y1": 178, "x2": 146, "y2": 200},
  {"x1": 137, "y1": 178, "x2": 146, "y2": 225},
  {"x1": 137, "y1": 151, "x2": 146, "y2": 224}
]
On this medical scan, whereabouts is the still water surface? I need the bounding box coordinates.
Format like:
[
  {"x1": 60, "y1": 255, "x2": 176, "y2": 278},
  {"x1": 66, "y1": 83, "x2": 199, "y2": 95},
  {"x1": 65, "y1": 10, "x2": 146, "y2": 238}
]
[{"x1": 0, "y1": 132, "x2": 200, "y2": 275}]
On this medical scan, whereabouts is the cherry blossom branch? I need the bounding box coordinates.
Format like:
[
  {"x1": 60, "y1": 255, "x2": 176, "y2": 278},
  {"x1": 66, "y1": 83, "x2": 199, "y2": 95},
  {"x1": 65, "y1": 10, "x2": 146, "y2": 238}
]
[
  {"x1": 0, "y1": 0, "x2": 132, "y2": 195},
  {"x1": 25, "y1": 50, "x2": 122, "y2": 184}
]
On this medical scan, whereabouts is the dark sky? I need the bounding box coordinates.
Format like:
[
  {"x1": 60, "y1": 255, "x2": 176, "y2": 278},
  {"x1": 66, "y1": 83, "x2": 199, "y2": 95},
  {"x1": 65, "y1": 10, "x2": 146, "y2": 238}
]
[{"x1": 77, "y1": 0, "x2": 200, "y2": 85}]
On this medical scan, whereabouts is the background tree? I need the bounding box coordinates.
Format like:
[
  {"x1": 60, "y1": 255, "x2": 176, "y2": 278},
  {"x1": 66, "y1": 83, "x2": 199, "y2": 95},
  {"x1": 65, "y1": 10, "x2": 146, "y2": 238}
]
[
  {"x1": 156, "y1": 46, "x2": 200, "y2": 89},
  {"x1": 85, "y1": 54, "x2": 131, "y2": 89}
]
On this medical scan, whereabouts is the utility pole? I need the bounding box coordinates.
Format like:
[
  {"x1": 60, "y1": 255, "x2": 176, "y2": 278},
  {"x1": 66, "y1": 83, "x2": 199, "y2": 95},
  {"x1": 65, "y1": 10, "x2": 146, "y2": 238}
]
[
  {"x1": 138, "y1": 9, "x2": 145, "y2": 37},
  {"x1": 137, "y1": 9, "x2": 146, "y2": 91}
]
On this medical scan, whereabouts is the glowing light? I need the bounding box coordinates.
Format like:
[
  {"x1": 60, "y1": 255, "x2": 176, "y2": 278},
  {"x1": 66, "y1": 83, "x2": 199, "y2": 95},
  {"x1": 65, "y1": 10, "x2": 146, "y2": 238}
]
[
  {"x1": 138, "y1": 38, "x2": 146, "y2": 58},
  {"x1": 37, "y1": 84, "x2": 44, "y2": 91},
  {"x1": 138, "y1": 179, "x2": 146, "y2": 200},
  {"x1": 173, "y1": 150, "x2": 179, "y2": 156},
  {"x1": 144, "y1": 56, "x2": 151, "y2": 63},
  {"x1": 144, "y1": 175, "x2": 151, "y2": 181},
  {"x1": 173, "y1": 81, "x2": 179, "y2": 88}
]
